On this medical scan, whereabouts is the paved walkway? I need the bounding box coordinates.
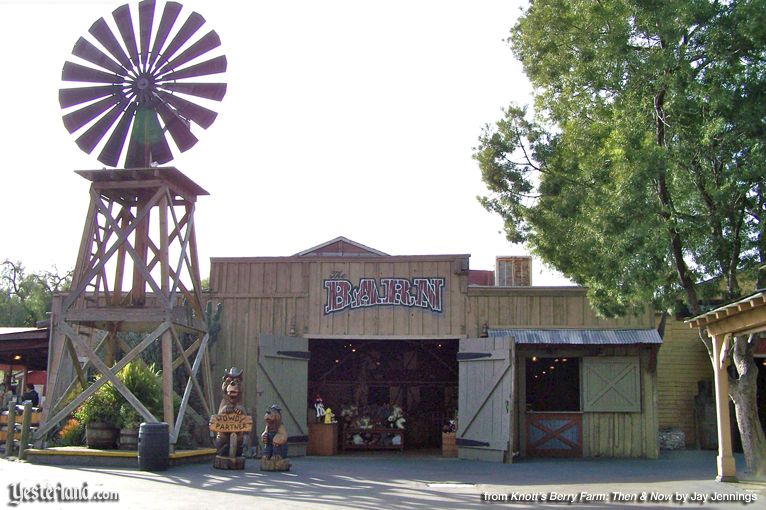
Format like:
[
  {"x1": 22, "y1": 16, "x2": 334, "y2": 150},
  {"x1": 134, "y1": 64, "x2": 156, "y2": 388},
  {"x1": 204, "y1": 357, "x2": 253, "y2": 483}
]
[{"x1": 1, "y1": 450, "x2": 764, "y2": 509}]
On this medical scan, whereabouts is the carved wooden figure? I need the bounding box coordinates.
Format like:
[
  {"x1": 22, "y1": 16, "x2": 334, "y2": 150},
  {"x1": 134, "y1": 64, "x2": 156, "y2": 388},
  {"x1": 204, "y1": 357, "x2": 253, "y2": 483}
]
[
  {"x1": 209, "y1": 367, "x2": 252, "y2": 470},
  {"x1": 260, "y1": 404, "x2": 290, "y2": 471}
]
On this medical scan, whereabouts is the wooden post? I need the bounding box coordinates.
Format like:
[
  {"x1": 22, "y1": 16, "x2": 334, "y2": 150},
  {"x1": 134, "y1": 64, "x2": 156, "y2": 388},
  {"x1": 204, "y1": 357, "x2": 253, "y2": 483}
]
[
  {"x1": 20, "y1": 369, "x2": 28, "y2": 401},
  {"x1": 159, "y1": 190, "x2": 175, "y2": 436},
  {"x1": 711, "y1": 333, "x2": 737, "y2": 481},
  {"x1": 112, "y1": 212, "x2": 128, "y2": 306},
  {"x1": 132, "y1": 206, "x2": 150, "y2": 307},
  {"x1": 18, "y1": 403, "x2": 32, "y2": 461},
  {"x1": 4, "y1": 404, "x2": 16, "y2": 458}
]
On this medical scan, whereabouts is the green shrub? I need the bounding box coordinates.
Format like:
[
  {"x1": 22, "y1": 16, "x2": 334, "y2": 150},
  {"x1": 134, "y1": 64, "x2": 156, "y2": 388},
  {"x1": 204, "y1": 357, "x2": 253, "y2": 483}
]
[
  {"x1": 115, "y1": 362, "x2": 163, "y2": 428},
  {"x1": 74, "y1": 379, "x2": 120, "y2": 426},
  {"x1": 75, "y1": 362, "x2": 163, "y2": 429}
]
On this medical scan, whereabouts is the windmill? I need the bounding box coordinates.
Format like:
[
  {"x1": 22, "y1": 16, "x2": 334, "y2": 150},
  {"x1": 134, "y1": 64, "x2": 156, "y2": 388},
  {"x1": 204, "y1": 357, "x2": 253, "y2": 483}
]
[
  {"x1": 59, "y1": 0, "x2": 226, "y2": 168},
  {"x1": 38, "y1": 0, "x2": 226, "y2": 451}
]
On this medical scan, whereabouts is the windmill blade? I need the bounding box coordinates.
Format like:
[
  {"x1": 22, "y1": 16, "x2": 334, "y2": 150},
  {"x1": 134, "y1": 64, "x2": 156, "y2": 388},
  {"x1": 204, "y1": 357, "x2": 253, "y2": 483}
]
[
  {"x1": 113, "y1": 4, "x2": 140, "y2": 68},
  {"x1": 138, "y1": 0, "x2": 156, "y2": 68},
  {"x1": 156, "y1": 101, "x2": 198, "y2": 152},
  {"x1": 157, "y1": 90, "x2": 217, "y2": 129},
  {"x1": 125, "y1": 108, "x2": 172, "y2": 168},
  {"x1": 75, "y1": 99, "x2": 127, "y2": 153},
  {"x1": 98, "y1": 103, "x2": 136, "y2": 167},
  {"x1": 147, "y1": 1, "x2": 182, "y2": 69},
  {"x1": 62, "y1": 61, "x2": 120, "y2": 84},
  {"x1": 60, "y1": 85, "x2": 122, "y2": 108},
  {"x1": 63, "y1": 95, "x2": 122, "y2": 133},
  {"x1": 157, "y1": 11, "x2": 205, "y2": 67},
  {"x1": 89, "y1": 17, "x2": 133, "y2": 70},
  {"x1": 156, "y1": 30, "x2": 221, "y2": 76},
  {"x1": 72, "y1": 37, "x2": 127, "y2": 76},
  {"x1": 161, "y1": 82, "x2": 226, "y2": 101},
  {"x1": 160, "y1": 55, "x2": 227, "y2": 81}
]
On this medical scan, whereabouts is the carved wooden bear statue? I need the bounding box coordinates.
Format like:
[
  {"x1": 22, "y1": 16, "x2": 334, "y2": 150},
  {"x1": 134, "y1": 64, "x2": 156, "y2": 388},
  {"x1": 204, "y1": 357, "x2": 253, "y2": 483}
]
[
  {"x1": 260, "y1": 404, "x2": 290, "y2": 471},
  {"x1": 214, "y1": 367, "x2": 248, "y2": 457}
]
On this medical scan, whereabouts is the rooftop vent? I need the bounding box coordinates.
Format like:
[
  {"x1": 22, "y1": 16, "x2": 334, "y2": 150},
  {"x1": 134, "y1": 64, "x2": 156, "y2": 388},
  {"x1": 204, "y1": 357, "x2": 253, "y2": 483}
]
[{"x1": 495, "y1": 256, "x2": 531, "y2": 286}]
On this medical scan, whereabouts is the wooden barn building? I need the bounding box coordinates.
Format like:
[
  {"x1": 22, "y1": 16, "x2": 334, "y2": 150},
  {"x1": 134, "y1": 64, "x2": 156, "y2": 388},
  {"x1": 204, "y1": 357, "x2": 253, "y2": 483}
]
[{"x1": 209, "y1": 237, "x2": 662, "y2": 462}]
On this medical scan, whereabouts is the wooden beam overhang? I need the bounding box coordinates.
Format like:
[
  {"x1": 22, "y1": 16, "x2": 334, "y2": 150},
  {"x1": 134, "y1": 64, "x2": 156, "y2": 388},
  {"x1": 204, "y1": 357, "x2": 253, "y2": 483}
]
[
  {"x1": 685, "y1": 289, "x2": 766, "y2": 482},
  {"x1": 686, "y1": 291, "x2": 766, "y2": 338}
]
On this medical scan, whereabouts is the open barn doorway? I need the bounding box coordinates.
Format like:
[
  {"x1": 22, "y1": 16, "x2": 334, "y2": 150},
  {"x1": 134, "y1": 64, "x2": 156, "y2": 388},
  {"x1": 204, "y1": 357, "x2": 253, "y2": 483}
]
[
  {"x1": 524, "y1": 355, "x2": 583, "y2": 457},
  {"x1": 308, "y1": 338, "x2": 458, "y2": 452}
]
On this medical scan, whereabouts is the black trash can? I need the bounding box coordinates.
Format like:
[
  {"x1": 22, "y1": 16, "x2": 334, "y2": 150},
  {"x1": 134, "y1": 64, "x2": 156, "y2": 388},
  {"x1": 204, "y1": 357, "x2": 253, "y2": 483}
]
[{"x1": 138, "y1": 422, "x2": 169, "y2": 471}]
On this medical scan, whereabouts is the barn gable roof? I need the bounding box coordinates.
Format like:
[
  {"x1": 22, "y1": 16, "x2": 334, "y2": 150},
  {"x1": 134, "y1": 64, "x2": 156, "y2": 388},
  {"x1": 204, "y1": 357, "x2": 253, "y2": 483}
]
[{"x1": 295, "y1": 236, "x2": 389, "y2": 257}]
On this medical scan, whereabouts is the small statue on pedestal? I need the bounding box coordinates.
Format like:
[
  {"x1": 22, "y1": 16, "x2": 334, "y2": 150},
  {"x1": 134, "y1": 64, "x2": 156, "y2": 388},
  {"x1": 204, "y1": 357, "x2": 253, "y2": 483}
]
[
  {"x1": 324, "y1": 407, "x2": 335, "y2": 424},
  {"x1": 209, "y1": 367, "x2": 253, "y2": 470},
  {"x1": 261, "y1": 404, "x2": 290, "y2": 471},
  {"x1": 314, "y1": 395, "x2": 326, "y2": 423}
]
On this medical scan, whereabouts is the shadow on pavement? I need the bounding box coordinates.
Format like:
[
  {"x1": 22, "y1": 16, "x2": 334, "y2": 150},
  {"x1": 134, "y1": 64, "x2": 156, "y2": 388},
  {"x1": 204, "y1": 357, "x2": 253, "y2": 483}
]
[{"x1": 65, "y1": 450, "x2": 760, "y2": 510}]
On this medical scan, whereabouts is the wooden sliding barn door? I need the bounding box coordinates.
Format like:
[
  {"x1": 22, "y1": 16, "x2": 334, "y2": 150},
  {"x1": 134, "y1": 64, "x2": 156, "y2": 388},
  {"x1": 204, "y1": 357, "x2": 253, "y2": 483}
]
[
  {"x1": 256, "y1": 335, "x2": 309, "y2": 456},
  {"x1": 457, "y1": 336, "x2": 515, "y2": 462}
]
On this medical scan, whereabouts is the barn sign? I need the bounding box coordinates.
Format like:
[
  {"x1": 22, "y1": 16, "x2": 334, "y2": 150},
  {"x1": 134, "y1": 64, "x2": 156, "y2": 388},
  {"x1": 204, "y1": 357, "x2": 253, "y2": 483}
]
[{"x1": 323, "y1": 277, "x2": 445, "y2": 314}]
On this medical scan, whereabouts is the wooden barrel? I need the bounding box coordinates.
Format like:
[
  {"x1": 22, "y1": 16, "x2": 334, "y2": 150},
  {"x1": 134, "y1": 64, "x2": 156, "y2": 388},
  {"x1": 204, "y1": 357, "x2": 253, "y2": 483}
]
[
  {"x1": 86, "y1": 422, "x2": 118, "y2": 449},
  {"x1": 119, "y1": 428, "x2": 138, "y2": 450},
  {"x1": 138, "y1": 422, "x2": 169, "y2": 471}
]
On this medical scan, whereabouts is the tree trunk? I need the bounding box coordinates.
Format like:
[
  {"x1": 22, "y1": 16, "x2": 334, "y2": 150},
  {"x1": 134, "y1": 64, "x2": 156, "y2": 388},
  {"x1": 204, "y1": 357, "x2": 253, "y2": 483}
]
[{"x1": 729, "y1": 334, "x2": 766, "y2": 477}]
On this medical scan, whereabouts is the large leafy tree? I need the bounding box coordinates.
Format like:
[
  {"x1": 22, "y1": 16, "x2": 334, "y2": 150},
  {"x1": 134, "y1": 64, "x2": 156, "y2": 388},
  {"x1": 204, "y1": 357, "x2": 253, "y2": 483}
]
[
  {"x1": 475, "y1": 0, "x2": 766, "y2": 474},
  {"x1": 0, "y1": 260, "x2": 71, "y2": 327}
]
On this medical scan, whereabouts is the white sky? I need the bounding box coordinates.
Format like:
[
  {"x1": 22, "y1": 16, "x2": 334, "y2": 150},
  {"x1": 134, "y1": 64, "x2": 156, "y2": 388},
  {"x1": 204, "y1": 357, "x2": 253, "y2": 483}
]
[{"x1": 0, "y1": 0, "x2": 571, "y2": 285}]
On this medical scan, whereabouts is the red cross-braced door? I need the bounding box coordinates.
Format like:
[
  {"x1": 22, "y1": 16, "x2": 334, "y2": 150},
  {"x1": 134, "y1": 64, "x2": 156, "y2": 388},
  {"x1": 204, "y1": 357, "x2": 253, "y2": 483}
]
[{"x1": 526, "y1": 412, "x2": 582, "y2": 457}]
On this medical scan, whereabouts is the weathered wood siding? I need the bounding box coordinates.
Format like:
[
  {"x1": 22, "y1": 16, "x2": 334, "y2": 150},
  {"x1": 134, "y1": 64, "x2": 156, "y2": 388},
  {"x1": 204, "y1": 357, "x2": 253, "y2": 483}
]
[
  {"x1": 466, "y1": 287, "x2": 654, "y2": 332},
  {"x1": 516, "y1": 345, "x2": 658, "y2": 459},
  {"x1": 655, "y1": 314, "x2": 712, "y2": 446},
  {"x1": 210, "y1": 255, "x2": 658, "y2": 458},
  {"x1": 210, "y1": 256, "x2": 465, "y2": 418},
  {"x1": 581, "y1": 347, "x2": 659, "y2": 458},
  {"x1": 210, "y1": 258, "x2": 654, "y2": 365}
]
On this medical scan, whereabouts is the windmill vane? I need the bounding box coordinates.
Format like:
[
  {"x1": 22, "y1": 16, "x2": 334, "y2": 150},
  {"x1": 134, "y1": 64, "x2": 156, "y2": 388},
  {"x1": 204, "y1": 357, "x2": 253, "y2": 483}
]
[{"x1": 60, "y1": 0, "x2": 227, "y2": 169}]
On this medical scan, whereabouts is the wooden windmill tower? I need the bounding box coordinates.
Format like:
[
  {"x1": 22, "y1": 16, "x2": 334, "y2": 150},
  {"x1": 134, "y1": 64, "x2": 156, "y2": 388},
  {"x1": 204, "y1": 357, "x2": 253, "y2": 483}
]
[{"x1": 37, "y1": 0, "x2": 227, "y2": 447}]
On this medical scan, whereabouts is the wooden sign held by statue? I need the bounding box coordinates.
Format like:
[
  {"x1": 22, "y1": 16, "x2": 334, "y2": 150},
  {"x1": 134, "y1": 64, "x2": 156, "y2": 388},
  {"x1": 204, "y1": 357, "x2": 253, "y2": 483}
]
[{"x1": 209, "y1": 367, "x2": 252, "y2": 470}]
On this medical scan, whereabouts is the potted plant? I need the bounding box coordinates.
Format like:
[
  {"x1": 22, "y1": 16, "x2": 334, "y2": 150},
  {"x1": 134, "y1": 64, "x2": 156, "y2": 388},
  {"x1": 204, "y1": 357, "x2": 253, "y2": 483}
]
[
  {"x1": 442, "y1": 413, "x2": 457, "y2": 457},
  {"x1": 74, "y1": 380, "x2": 120, "y2": 449},
  {"x1": 116, "y1": 404, "x2": 141, "y2": 450},
  {"x1": 114, "y1": 362, "x2": 163, "y2": 450}
]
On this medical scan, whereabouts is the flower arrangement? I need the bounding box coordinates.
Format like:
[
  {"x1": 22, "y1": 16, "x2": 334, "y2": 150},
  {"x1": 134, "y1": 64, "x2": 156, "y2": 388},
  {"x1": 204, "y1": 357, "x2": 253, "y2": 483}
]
[{"x1": 56, "y1": 418, "x2": 85, "y2": 446}]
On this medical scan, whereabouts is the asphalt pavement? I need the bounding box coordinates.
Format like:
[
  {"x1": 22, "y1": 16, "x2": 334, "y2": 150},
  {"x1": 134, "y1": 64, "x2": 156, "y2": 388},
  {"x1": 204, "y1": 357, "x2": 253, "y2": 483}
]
[{"x1": 1, "y1": 450, "x2": 764, "y2": 509}]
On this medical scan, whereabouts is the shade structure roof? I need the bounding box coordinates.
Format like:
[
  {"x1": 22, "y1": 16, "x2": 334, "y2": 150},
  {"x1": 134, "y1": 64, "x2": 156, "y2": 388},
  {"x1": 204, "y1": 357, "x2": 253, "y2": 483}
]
[
  {"x1": 686, "y1": 289, "x2": 766, "y2": 337},
  {"x1": 488, "y1": 328, "x2": 663, "y2": 345},
  {"x1": 0, "y1": 327, "x2": 49, "y2": 371}
]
